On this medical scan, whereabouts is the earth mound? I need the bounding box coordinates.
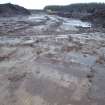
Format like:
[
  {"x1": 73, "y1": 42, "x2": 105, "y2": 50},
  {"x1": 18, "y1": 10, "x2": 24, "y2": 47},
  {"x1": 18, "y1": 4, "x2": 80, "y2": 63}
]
[{"x1": 0, "y1": 3, "x2": 30, "y2": 17}]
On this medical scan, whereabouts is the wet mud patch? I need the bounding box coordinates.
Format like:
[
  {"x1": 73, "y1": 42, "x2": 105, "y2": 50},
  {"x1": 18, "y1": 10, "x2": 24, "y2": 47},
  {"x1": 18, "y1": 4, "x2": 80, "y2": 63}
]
[
  {"x1": 0, "y1": 15, "x2": 105, "y2": 105},
  {"x1": 0, "y1": 46, "x2": 17, "y2": 61},
  {"x1": 64, "y1": 52, "x2": 97, "y2": 67},
  {"x1": 35, "y1": 55, "x2": 91, "y2": 78},
  {"x1": 0, "y1": 72, "x2": 27, "y2": 105},
  {"x1": 24, "y1": 74, "x2": 90, "y2": 105},
  {"x1": 6, "y1": 72, "x2": 27, "y2": 95}
]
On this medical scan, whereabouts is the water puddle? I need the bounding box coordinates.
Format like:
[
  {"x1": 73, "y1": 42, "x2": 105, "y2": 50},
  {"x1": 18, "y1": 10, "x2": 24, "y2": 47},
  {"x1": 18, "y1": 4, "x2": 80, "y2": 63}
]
[{"x1": 63, "y1": 18, "x2": 91, "y2": 27}]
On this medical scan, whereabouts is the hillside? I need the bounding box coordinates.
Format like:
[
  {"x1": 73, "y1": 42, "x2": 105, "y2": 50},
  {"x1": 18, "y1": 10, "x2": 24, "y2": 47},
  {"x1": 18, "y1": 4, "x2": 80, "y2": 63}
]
[
  {"x1": 0, "y1": 3, "x2": 30, "y2": 17},
  {"x1": 44, "y1": 3, "x2": 105, "y2": 27}
]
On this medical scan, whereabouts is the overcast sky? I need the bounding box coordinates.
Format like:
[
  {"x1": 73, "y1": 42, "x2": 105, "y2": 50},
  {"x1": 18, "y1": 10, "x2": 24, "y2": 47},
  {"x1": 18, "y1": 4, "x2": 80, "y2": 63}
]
[{"x1": 0, "y1": 0, "x2": 105, "y2": 9}]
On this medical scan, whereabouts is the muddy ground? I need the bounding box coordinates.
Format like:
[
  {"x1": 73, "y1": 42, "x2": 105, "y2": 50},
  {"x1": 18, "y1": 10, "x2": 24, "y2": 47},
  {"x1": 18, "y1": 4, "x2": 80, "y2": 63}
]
[{"x1": 0, "y1": 14, "x2": 105, "y2": 105}]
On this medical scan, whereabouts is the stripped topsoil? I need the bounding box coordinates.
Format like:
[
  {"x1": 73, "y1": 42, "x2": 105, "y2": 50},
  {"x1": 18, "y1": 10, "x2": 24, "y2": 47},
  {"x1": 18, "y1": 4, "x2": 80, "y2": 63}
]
[{"x1": 0, "y1": 14, "x2": 105, "y2": 105}]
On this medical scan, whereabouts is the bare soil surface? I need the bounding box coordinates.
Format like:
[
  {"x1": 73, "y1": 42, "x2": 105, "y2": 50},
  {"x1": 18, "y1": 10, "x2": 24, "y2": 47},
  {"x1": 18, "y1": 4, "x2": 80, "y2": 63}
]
[{"x1": 0, "y1": 14, "x2": 105, "y2": 105}]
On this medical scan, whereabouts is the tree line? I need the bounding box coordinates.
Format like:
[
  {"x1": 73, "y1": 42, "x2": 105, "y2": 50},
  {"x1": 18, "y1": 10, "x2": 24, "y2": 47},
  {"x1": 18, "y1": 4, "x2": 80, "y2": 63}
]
[{"x1": 44, "y1": 3, "x2": 105, "y2": 14}]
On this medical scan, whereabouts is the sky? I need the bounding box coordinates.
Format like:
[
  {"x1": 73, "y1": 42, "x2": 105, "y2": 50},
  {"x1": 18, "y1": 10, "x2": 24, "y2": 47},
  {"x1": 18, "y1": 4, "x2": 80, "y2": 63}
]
[{"x1": 0, "y1": 0, "x2": 105, "y2": 9}]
